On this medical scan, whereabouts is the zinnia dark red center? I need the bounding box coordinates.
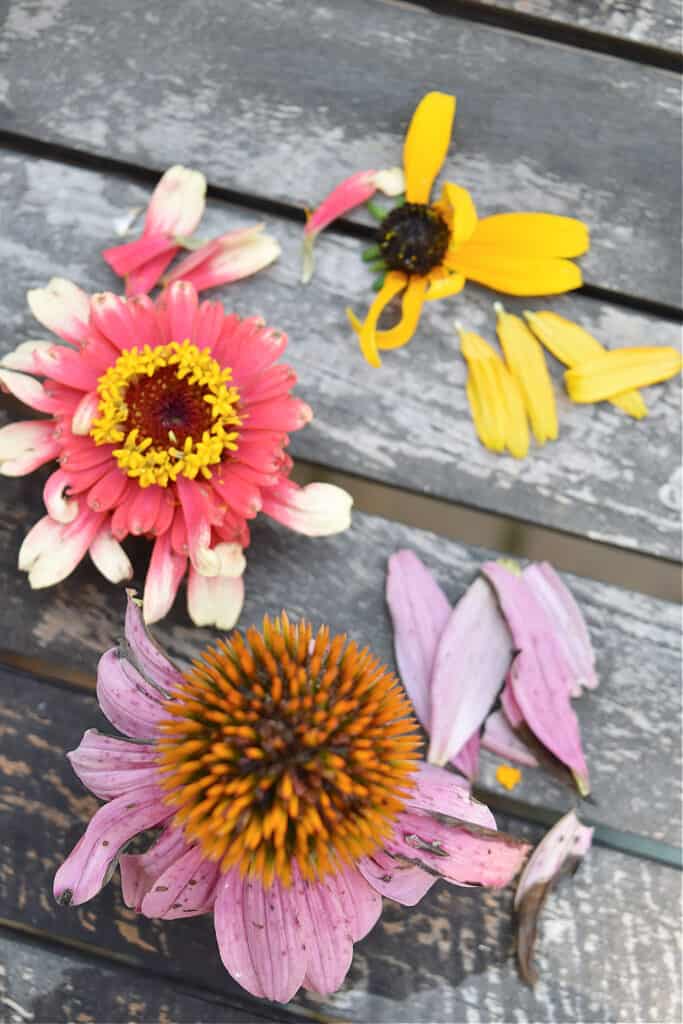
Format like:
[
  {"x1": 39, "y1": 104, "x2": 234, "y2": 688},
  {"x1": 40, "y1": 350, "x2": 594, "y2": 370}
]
[
  {"x1": 377, "y1": 203, "x2": 450, "y2": 275},
  {"x1": 123, "y1": 365, "x2": 215, "y2": 449}
]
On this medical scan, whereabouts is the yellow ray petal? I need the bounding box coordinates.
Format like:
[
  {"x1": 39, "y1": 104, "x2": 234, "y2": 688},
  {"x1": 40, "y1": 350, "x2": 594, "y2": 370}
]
[
  {"x1": 439, "y1": 182, "x2": 478, "y2": 246},
  {"x1": 458, "y1": 324, "x2": 529, "y2": 457},
  {"x1": 495, "y1": 303, "x2": 558, "y2": 444},
  {"x1": 469, "y1": 213, "x2": 590, "y2": 258},
  {"x1": 346, "y1": 272, "x2": 407, "y2": 368},
  {"x1": 495, "y1": 359, "x2": 531, "y2": 458},
  {"x1": 448, "y1": 247, "x2": 582, "y2": 296},
  {"x1": 524, "y1": 311, "x2": 648, "y2": 419},
  {"x1": 374, "y1": 276, "x2": 429, "y2": 350},
  {"x1": 403, "y1": 92, "x2": 456, "y2": 204},
  {"x1": 565, "y1": 347, "x2": 682, "y2": 403},
  {"x1": 425, "y1": 272, "x2": 466, "y2": 302}
]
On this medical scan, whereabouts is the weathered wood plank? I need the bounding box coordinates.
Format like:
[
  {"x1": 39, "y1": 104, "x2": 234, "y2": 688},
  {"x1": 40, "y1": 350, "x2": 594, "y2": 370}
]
[
  {"x1": 459, "y1": 0, "x2": 682, "y2": 53},
  {"x1": 0, "y1": 931, "x2": 288, "y2": 1024},
  {"x1": 0, "y1": 463, "x2": 679, "y2": 845},
  {"x1": 1, "y1": 153, "x2": 681, "y2": 558},
  {"x1": 0, "y1": 0, "x2": 680, "y2": 305},
  {"x1": 0, "y1": 668, "x2": 681, "y2": 1022}
]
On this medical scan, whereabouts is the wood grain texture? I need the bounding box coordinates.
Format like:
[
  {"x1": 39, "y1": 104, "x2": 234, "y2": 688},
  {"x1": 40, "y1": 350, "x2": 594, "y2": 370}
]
[
  {"x1": 0, "y1": 0, "x2": 681, "y2": 306},
  {"x1": 1, "y1": 152, "x2": 681, "y2": 558},
  {"x1": 0, "y1": 448, "x2": 680, "y2": 846},
  {"x1": 0, "y1": 668, "x2": 680, "y2": 1023},
  {"x1": 0, "y1": 932, "x2": 286, "y2": 1024},
  {"x1": 461, "y1": 0, "x2": 682, "y2": 52}
]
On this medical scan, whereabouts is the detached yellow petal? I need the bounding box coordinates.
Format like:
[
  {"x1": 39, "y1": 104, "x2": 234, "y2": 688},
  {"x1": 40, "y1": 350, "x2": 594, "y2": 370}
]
[
  {"x1": 565, "y1": 347, "x2": 683, "y2": 403},
  {"x1": 496, "y1": 764, "x2": 522, "y2": 791},
  {"x1": 525, "y1": 311, "x2": 648, "y2": 419},
  {"x1": 440, "y1": 182, "x2": 478, "y2": 246},
  {"x1": 469, "y1": 213, "x2": 589, "y2": 258},
  {"x1": 448, "y1": 247, "x2": 582, "y2": 296},
  {"x1": 375, "y1": 276, "x2": 429, "y2": 350},
  {"x1": 346, "y1": 271, "x2": 407, "y2": 368},
  {"x1": 458, "y1": 325, "x2": 530, "y2": 458},
  {"x1": 403, "y1": 92, "x2": 456, "y2": 204},
  {"x1": 425, "y1": 272, "x2": 466, "y2": 301},
  {"x1": 495, "y1": 303, "x2": 558, "y2": 444}
]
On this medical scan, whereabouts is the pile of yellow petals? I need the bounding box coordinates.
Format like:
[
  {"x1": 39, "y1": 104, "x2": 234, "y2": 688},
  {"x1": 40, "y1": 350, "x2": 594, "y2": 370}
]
[{"x1": 461, "y1": 309, "x2": 682, "y2": 458}]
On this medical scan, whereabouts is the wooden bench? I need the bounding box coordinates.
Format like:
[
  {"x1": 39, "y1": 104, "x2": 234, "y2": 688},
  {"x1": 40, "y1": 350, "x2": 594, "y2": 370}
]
[{"x1": 0, "y1": 1, "x2": 680, "y2": 1021}]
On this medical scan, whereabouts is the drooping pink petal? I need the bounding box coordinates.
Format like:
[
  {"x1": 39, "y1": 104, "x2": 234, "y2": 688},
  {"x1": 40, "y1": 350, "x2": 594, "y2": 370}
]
[
  {"x1": 19, "y1": 508, "x2": 103, "y2": 588},
  {"x1": 0, "y1": 368, "x2": 60, "y2": 413},
  {"x1": 142, "y1": 533, "x2": 187, "y2": 625},
  {"x1": 261, "y1": 480, "x2": 353, "y2": 536},
  {"x1": 165, "y1": 226, "x2": 281, "y2": 292},
  {"x1": 96, "y1": 648, "x2": 167, "y2": 739},
  {"x1": 327, "y1": 863, "x2": 382, "y2": 942},
  {"x1": 89, "y1": 526, "x2": 133, "y2": 584},
  {"x1": 481, "y1": 709, "x2": 539, "y2": 768},
  {"x1": 385, "y1": 549, "x2": 451, "y2": 727},
  {"x1": 295, "y1": 872, "x2": 354, "y2": 996},
  {"x1": 427, "y1": 577, "x2": 512, "y2": 767},
  {"x1": 514, "y1": 809, "x2": 593, "y2": 986},
  {"x1": 175, "y1": 475, "x2": 220, "y2": 575},
  {"x1": 501, "y1": 676, "x2": 525, "y2": 729},
  {"x1": 301, "y1": 167, "x2": 405, "y2": 283},
  {"x1": 407, "y1": 763, "x2": 493, "y2": 825},
  {"x1": 482, "y1": 562, "x2": 590, "y2": 795},
  {"x1": 0, "y1": 420, "x2": 60, "y2": 476},
  {"x1": 67, "y1": 728, "x2": 159, "y2": 800},
  {"x1": 385, "y1": 807, "x2": 531, "y2": 889},
  {"x1": 214, "y1": 867, "x2": 310, "y2": 1002},
  {"x1": 53, "y1": 784, "x2": 171, "y2": 906},
  {"x1": 27, "y1": 277, "x2": 91, "y2": 345},
  {"x1": 140, "y1": 844, "x2": 220, "y2": 919},
  {"x1": 43, "y1": 469, "x2": 79, "y2": 524},
  {"x1": 187, "y1": 566, "x2": 245, "y2": 630},
  {"x1": 523, "y1": 562, "x2": 598, "y2": 693},
  {"x1": 451, "y1": 731, "x2": 481, "y2": 781},
  {"x1": 124, "y1": 591, "x2": 184, "y2": 693},
  {"x1": 358, "y1": 849, "x2": 436, "y2": 906},
  {"x1": 120, "y1": 826, "x2": 190, "y2": 911}
]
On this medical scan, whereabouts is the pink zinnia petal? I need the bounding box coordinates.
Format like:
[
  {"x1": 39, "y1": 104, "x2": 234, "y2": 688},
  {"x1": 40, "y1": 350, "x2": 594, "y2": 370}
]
[
  {"x1": 102, "y1": 234, "x2": 178, "y2": 278},
  {"x1": 0, "y1": 368, "x2": 59, "y2": 414},
  {"x1": 358, "y1": 850, "x2": 436, "y2": 907},
  {"x1": 53, "y1": 784, "x2": 171, "y2": 906},
  {"x1": 43, "y1": 469, "x2": 79, "y2": 524},
  {"x1": 96, "y1": 648, "x2": 167, "y2": 739},
  {"x1": 386, "y1": 549, "x2": 451, "y2": 727},
  {"x1": 89, "y1": 292, "x2": 140, "y2": 350},
  {"x1": 162, "y1": 280, "x2": 199, "y2": 343},
  {"x1": 0, "y1": 420, "x2": 60, "y2": 477},
  {"x1": 175, "y1": 476, "x2": 220, "y2": 575},
  {"x1": 143, "y1": 532, "x2": 187, "y2": 625},
  {"x1": 427, "y1": 577, "x2": 513, "y2": 767},
  {"x1": 126, "y1": 249, "x2": 178, "y2": 298},
  {"x1": 140, "y1": 844, "x2": 220, "y2": 920},
  {"x1": 89, "y1": 526, "x2": 133, "y2": 584},
  {"x1": 67, "y1": 728, "x2": 159, "y2": 800},
  {"x1": 515, "y1": 809, "x2": 593, "y2": 986},
  {"x1": 27, "y1": 277, "x2": 91, "y2": 345},
  {"x1": 120, "y1": 826, "x2": 190, "y2": 912},
  {"x1": 19, "y1": 508, "x2": 103, "y2": 588},
  {"x1": 302, "y1": 167, "x2": 405, "y2": 283},
  {"x1": 261, "y1": 480, "x2": 353, "y2": 536},
  {"x1": 0, "y1": 339, "x2": 54, "y2": 374},
  {"x1": 70, "y1": 390, "x2": 100, "y2": 435},
  {"x1": 187, "y1": 565, "x2": 245, "y2": 630},
  {"x1": 165, "y1": 225, "x2": 281, "y2": 293},
  {"x1": 481, "y1": 709, "x2": 539, "y2": 768}
]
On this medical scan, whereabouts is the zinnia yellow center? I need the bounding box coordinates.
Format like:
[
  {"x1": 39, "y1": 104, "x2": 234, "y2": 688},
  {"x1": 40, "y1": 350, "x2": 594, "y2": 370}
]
[
  {"x1": 90, "y1": 340, "x2": 242, "y2": 488},
  {"x1": 156, "y1": 615, "x2": 421, "y2": 887}
]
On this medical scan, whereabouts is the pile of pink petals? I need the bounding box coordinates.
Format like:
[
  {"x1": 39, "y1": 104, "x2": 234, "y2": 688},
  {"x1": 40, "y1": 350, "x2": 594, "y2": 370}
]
[{"x1": 387, "y1": 551, "x2": 596, "y2": 795}]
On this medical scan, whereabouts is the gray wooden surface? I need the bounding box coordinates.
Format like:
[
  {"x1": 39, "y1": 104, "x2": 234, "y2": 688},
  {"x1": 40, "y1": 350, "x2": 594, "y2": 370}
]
[
  {"x1": 469, "y1": 0, "x2": 682, "y2": 52},
  {"x1": 0, "y1": 665, "x2": 680, "y2": 1023},
  {"x1": 0, "y1": 0, "x2": 681, "y2": 307},
  {"x1": 1, "y1": 152, "x2": 681, "y2": 559},
  {"x1": 0, "y1": 457, "x2": 679, "y2": 846}
]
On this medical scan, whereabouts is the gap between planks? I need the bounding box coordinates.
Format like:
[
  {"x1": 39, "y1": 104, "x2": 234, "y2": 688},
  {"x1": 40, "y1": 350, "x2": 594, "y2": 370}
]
[{"x1": 376, "y1": 0, "x2": 683, "y2": 72}]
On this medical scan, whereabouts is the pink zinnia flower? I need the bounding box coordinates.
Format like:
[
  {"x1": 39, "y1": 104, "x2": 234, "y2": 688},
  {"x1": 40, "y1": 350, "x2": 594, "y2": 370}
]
[
  {"x1": 0, "y1": 278, "x2": 352, "y2": 627},
  {"x1": 54, "y1": 596, "x2": 531, "y2": 1002}
]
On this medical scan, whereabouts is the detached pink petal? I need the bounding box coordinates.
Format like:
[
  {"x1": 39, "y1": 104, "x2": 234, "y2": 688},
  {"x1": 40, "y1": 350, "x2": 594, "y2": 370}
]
[
  {"x1": 427, "y1": 577, "x2": 513, "y2": 767},
  {"x1": 515, "y1": 809, "x2": 593, "y2": 986},
  {"x1": 261, "y1": 480, "x2": 352, "y2": 536},
  {"x1": 482, "y1": 562, "x2": 590, "y2": 795},
  {"x1": 451, "y1": 731, "x2": 481, "y2": 781},
  {"x1": 53, "y1": 784, "x2": 171, "y2": 906},
  {"x1": 386, "y1": 549, "x2": 451, "y2": 727},
  {"x1": 357, "y1": 849, "x2": 436, "y2": 907},
  {"x1": 27, "y1": 277, "x2": 91, "y2": 345},
  {"x1": 301, "y1": 167, "x2": 404, "y2": 283},
  {"x1": 67, "y1": 729, "x2": 159, "y2": 800},
  {"x1": 165, "y1": 225, "x2": 281, "y2": 293},
  {"x1": 524, "y1": 562, "x2": 598, "y2": 693},
  {"x1": 407, "y1": 763, "x2": 494, "y2": 828},
  {"x1": 481, "y1": 709, "x2": 539, "y2": 768}
]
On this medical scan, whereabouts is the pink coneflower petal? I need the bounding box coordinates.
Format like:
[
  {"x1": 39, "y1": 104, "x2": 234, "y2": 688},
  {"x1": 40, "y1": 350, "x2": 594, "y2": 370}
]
[
  {"x1": 481, "y1": 709, "x2": 539, "y2": 768},
  {"x1": 89, "y1": 526, "x2": 134, "y2": 584},
  {"x1": 386, "y1": 549, "x2": 451, "y2": 727},
  {"x1": 215, "y1": 867, "x2": 310, "y2": 1002},
  {"x1": 143, "y1": 533, "x2": 187, "y2": 625},
  {"x1": 358, "y1": 850, "x2": 436, "y2": 907},
  {"x1": 299, "y1": 875, "x2": 354, "y2": 995},
  {"x1": 450, "y1": 731, "x2": 482, "y2": 781},
  {"x1": 67, "y1": 729, "x2": 159, "y2": 800},
  {"x1": 407, "y1": 763, "x2": 492, "y2": 825},
  {"x1": 261, "y1": 480, "x2": 353, "y2": 536},
  {"x1": 120, "y1": 826, "x2": 190, "y2": 912},
  {"x1": 140, "y1": 844, "x2": 221, "y2": 920},
  {"x1": 187, "y1": 566, "x2": 245, "y2": 630},
  {"x1": 53, "y1": 784, "x2": 171, "y2": 906},
  {"x1": 123, "y1": 592, "x2": 184, "y2": 693},
  {"x1": 27, "y1": 277, "x2": 90, "y2": 345},
  {"x1": 96, "y1": 649, "x2": 166, "y2": 739},
  {"x1": 427, "y1": 577, "x2": 513, "y2": 767},
  {"x1": 328, "y1": 863, "x2": 382, "y2": 943}
]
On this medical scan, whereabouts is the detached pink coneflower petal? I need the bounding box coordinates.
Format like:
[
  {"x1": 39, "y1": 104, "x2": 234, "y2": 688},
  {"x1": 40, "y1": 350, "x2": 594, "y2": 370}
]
[
  {"x1": 96, "y1": 648, "x2": 166, "y2": 739},
  {"x1": 358, "y1": 850, "x2": 436, "y2": 906},
  {"x1": 27, "y1": 277, "x2": 91, "y2": 345},
  {"x1": 427, "y1": 577, "x2": 513, "y2": 767},
  {"x1": 385, "y1": 549, "x2": 451, "y2": 727},
  {"x1": 140, "y1": 844, "x2": 221, "y2": 920},
  {"x1": 67, "y1": 729, "x2": 159, "y2": 800},
  {"x1": 120, "y1": 826, "x2": 190, "y2": 912},
  {"x1": 407, "y1": 763, "x2": 493, "y2": 826},
  {"x1": 481, "y1": 709, "x2": 539, "y2": 768},
  {"x1": 165, "y1": 225, "x2": 281, "y2": 293},
  {"x1": 53, "y1": 784, "x2": 171, "y2": 906},
  {"x1": 302, "y1": 167, "x2": 405, "y2": 283},
  {"x1": 451, "y1": 731, "x2": 481, "y2": 781},
  {"x1": 261, "y1": 480, "x2": 353, "y2": 536},
  {"x1": 515, "y1": 809, "x2": 593, "y2": 986}
]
